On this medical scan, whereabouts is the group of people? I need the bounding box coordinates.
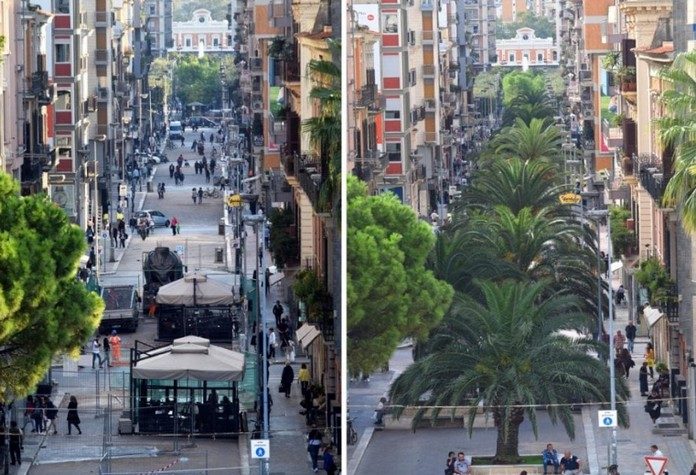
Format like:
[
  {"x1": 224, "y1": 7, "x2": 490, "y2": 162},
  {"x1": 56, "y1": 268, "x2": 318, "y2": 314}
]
[
  {"x1": 169, "y1": 155, "x2": 188, "y2": 185},
  {"x1": 192, "y1": 187, "x2": 205, "y2": 204},
  {"x1": 306, "y1": 426, "x2": 337, "y2": 474},
  {"x1": 90, "y1": 330, "x2": 122, "y2": 369},
  {"x1": 540, "y1": 445, "x2": 582, "y2": 474}
]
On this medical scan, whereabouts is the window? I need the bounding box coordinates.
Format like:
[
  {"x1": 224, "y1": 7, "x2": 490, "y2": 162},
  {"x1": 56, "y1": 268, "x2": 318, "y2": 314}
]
[
  {"x1": 409, "y1": 68, "x2": 416, "y2": 86},
  {"x1": 537, "y1": 53, "x2": 544, "y2": 62},
  {"x1": 55, "y1": 91, "x2": 71, "y2": 111},
  {"x1": 383, "y1": 14, "x2": 398, "y2": 34},
  {"x1": 386, "y1": 142, "x2": 401, "y2": 162},
  {"x1": 56, "y1": 0, "x2": 70, "y2": 13},
  {"x1": 55, "y1": 43, "x2": 70, "y2": 63},
  {"x1": 385, "y1": 110, "x2": 400, "y2": 119},
  {"x1": 552, "y1": 50, "x2": 558, "y2": 61},
  {"x1": 385, "y1": 97, "x2": 401, "y2": 119},
  {"x1": 509, "y1": 53, "x2": 515, "y2": 62},
  {"x1": 213, "y1": 37, "x2": 220, "y2": 47},
  {"x1": 149, "y1": 4, "x2": 155, "y2": 15},
  {"x1": 199, "y1": 38, "x2": 206, "y2": 48},
  {"x1": 185, "y1": 38, "x2": 191, "y2": 47}
]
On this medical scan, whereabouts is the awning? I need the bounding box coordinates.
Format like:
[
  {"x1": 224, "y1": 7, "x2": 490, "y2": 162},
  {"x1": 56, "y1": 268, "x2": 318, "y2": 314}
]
[
  {"x1": 296, "y1": 324, "x2": 321, "y2": 350},
  {"x1": 643, "y1": 305, "x2": 664, "y2": 327},
  {"x1": 611, "y1": 261, "x2": 623, "y2": 273},
  {"x1": 132, "y1": 336, "x2": 245, "y2": 381}
]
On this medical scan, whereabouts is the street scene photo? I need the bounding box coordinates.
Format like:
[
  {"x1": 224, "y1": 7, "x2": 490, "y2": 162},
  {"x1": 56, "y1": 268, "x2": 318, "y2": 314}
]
[
  {"x1": 347, "y1": 0, "x2": 696, "y2": 474},
  {"x1": 0, "y1": 0, "x2": 340, "y2": 473}
]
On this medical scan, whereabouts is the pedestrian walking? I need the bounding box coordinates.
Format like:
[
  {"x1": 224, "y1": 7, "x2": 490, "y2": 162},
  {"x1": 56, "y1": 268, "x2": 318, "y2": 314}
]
[
  {"x1": 268, "y1": 328, "x2": 277, "y2": 362},
  {"x1": 258, "y1": 246, "x2": 263, "y2": 266},
  {"x1": 639, "y1": 362, "x2": 650, "y2": 396},
  {"x1": 91, "y1": 337, "x2": 102, "y2": 369},
  {"x1": 625, "y1": 321, "x2": 636, "y2": 353},
  {"x1": 9, "y1": 421, "x2": 22, "y2": 466},
  {"x1": 264, "y1": 268, "x2": 271, "y2": 295},
  {"x1": 615, "y1": 285, "x2": 625, "y2": 305},
  {"x1": 180, "y1": 136, "x2": 185, "y2": 147},
  {"x1": 129, "y1": 216, "x2": 137, "y2": 234},
  {"x1": 614, "y1": 330, "x2": 625, "y2": 352},
  {"x1": 170, "y1": 216, "x2": 178, "y2": 236},
  {"x1": 645, "y1": 343, "x2": 656, "y2": 378},
  {"x1": 44, "y1": 398, "x2": 58, "y2": 435},
  {"x1": 306, "y1": 427, "x2": 322, "y2": 473},
  {"x1": 298, "y1": 363, "x2": 310, "y2": 396},
  {"x1": 22, "y1": 396, "x2": 35, "y2": 433},
  {"x1": 119, "y1": 230, "x2": 127, "y2": 248},
  {"x1": 619, "y1": 348, "x2": 634, "y2": 378},
  {"x1": 323, "y1": 445, "x2": 338, "y2": 475},
  {"x1": 102, "y1": 336, "x2": 112, "y2": 367},
  {"x1": 192, "y1": 188, "x2": 198, "y2": 204},
  {"x1": 66, "y1": 395, "x2": 82, "y2": 435},
  {"x1": 205, "y1": 167, "x2": 210, "y2": 183},
  {"x1": 169, "y1": 163, "x2": 175, "y2": 179},
  {"x1": 280, "y1": 362, "x2": 294, "y2": 398},
  {"x1": 109, "y1": 330, "x2": 122, "y2": 363},
  {"x1": 272, "y1": 301, "x2": 284, "y2": 327},
  {"x1": 645, "y1": 390, "x2": 662, "y2": 424},
  {"x1": 198, "y1": 187, "x2": 203, "y2": 204}
]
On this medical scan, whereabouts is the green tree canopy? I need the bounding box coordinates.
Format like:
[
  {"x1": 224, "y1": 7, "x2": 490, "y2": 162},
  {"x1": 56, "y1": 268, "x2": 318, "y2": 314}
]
[
  {"x1": 174, "y1": 56, "x2": 224, "y2": 108},
  {"x1": 0, "y1": 173, "x2": 103, "y2": 399},
  {"x1": 660, "y1": 51, "x2": 696, "y2": 230},
  {"x1": 390, "y1": 280, "x2": 627, "y2": 463},
  {"x1": 347, "y1": 176, "x2": 453, "y2": 374},
  {"x1": 496, "y1": 12, "x2": 556, "y2": 40},
  {"x1": 501, "y1": 71, "x2": 554, "y2": 126}
]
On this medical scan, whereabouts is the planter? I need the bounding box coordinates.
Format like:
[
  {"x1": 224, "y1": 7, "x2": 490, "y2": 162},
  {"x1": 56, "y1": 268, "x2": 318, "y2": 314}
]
[{"x1": 472, "y1": 466, "x2": 543, "y2": 475}]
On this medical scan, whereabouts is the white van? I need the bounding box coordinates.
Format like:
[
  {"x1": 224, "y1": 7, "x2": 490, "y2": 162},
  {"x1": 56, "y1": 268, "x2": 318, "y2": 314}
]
[{"x1": 168, "y1": 121, "x2": 183, "y2": 140}]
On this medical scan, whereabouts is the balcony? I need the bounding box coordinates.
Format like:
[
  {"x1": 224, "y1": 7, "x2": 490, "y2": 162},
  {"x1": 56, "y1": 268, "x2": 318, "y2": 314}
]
[
  {"x1": 422, "y1": 64, "x2": 435, "y2": 78},
  {"x1": 659, "y1": 285, "x2": 679, "y2": 324},
  {"x1": 95, "y1": 11, "x2": 109, "y2": 26},
  {"x1": 297, "y1": 163, "x2": 325, "y2": 212},
  {"x1": 424, "y1": 132, "x2": 437, "y2": 143},
  {"x1": 422, "y1": 31, "x2": 434, "y2": 43},
  {"x1": 424, "y1": 98, "x2": 436, "y2": 111},
  {"x1": 284, "y1": 60, "x2": 300, "y2": 83},
  {"x1": 420, "y1": 0, "x2": 433, "y2": 10},
  {"x1": 357, "y1": 84, "x2": 379, "y2": 110},
  {"x1": 95, "y1": 49, "x2": 109, "y2": 66},
  {"x1": 639, "y1": 167, "x2": 666, "y2": 203},
  {"x1": 601, "y1": 118, "x2": 623, "y2": 149},
  {"x1": 250, "y1": 57, "x2": 263, "y2": 73}
]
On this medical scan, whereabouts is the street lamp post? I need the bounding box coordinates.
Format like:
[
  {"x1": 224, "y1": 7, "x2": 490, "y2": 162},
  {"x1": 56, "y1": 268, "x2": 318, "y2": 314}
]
[
  {"x1": 586, "y1": 209, "x2": 616, "y2": 467},
  {"x1": 243, "y1": 213, "x2": 267, "y2": 475}
]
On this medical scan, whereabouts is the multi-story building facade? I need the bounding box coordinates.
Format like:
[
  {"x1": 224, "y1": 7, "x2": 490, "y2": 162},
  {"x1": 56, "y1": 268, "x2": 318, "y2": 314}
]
[
  {"x1": 170, "y1": 9, "x2": 233, "y2": 55},
  {"x1": 501, "y1": 0, "x2": 527, "y2": 23},
  {"x1": 1, "y1": 0, "x2": 22, "y2": 180},
  {"x1": 495, "y1": 27, "x2": 559, "y2": 67},
  {"x1": 143, "y1": 0, "x2": 173, "y2": 57},
  {"x1": 239, "y1": 0, "x2": 343, "y2": 449}
]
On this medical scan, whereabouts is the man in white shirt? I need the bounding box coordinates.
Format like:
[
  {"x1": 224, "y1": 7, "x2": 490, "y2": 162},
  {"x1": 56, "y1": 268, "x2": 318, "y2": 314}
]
[
  {"x1": 650, "y1": 444, "x2": 664, "y2": 457},
  {"x1": 454, "y1": 452, "x2": 471, "y2": 475},
  {"x1": 268, "y1": 328, "x2": 277, "y2": 363},
  {"x1": 91, "y1": 338, "x2": 102, "y2": 369}
]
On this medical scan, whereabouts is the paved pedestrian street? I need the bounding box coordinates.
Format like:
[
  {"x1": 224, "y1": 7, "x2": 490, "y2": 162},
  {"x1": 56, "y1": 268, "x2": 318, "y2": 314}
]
[{"x1": 16, "y1": 128, "x2": 321, "y2": 475}]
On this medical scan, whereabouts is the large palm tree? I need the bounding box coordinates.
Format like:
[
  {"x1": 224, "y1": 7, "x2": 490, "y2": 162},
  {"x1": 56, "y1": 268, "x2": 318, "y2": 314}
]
[
  {"x1": 489, "y1": 118, "x2": 563, "y2": 164},
  {"x1": 303, "y1": 51, "x2": 341, "y2": 212},
  {"x1": 462, "y1": 157, "x2": 565, "y2": 214},
  {"x1": 660, "y1": 51, "x2": 696, "y2": 230},
  {"x1": 390, "y1": 280, "x2": 629, "y2": 463}
]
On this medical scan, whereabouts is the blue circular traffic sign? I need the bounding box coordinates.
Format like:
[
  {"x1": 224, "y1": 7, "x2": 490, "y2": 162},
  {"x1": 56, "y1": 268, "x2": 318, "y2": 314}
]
[
  {"x1": 255, "y1": 447, "x2": 265, "y2": 457},
  {"x1": 603, "y1": 416, "x2": 613, "y2": 426}
]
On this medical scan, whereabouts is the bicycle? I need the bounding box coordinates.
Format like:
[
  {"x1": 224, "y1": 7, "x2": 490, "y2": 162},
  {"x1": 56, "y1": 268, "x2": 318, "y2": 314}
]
[
  {"x1": 347, "y1": 417, "x2": 358, "y2": 445},
  {"x1": 203, "y1": 187, "x2": 221, "y2": 199}
]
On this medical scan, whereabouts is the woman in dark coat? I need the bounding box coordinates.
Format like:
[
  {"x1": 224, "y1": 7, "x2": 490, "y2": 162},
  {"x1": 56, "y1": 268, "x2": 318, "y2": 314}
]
[
  {"x1": 646, "y1": 389, "x2": 662, "y2": 424},
  {"x1": 67, "y1": 395, "x2": 82, "y2": 435},
  {"x1": 639, "y1": 362, "x2": 649, "y2": 396},
  {"x1": 280, "y1": 362, "x2": 295, "y2": 398}
]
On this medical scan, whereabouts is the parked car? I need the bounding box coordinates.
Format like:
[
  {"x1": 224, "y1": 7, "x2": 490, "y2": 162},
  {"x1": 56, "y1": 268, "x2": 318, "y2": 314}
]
[{"x1": 134, "y1": 210, "x2": 170, "y2": 228}]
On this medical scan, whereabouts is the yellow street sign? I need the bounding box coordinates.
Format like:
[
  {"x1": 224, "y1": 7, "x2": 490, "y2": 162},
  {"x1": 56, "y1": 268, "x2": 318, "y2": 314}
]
[
  {"x1": 227, "y1": 194, "x2": 243, "y2": 207},
  {"x1": 559, "y1": 192, "x2": 582, "y2": 205}
]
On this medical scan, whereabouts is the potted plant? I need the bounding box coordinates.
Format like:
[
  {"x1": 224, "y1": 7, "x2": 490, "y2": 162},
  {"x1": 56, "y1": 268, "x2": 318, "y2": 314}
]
[{"x1": 615, "y1": 66, "x2": 636, "y2": 92}]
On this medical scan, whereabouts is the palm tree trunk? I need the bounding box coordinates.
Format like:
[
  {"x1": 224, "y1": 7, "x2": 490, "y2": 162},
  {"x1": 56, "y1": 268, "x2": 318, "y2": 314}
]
[{"x1": 493, "y1": 407, "x2": 524, "y2": 463}]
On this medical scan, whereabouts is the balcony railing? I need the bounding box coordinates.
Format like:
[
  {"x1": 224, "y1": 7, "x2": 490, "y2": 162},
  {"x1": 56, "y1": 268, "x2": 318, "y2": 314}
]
[
  {"x1": 95, "y1": 49, "x2": 109, "y2": 65},
  {"x1": 422, "y1": 64, "x2": 435, "y2": 77},
  {"x1": 639, "y1": 167, "x2": 666, "y2": 203},
  {"x1": 298, "y1": 166, "x2": 324, "y2": 212}
]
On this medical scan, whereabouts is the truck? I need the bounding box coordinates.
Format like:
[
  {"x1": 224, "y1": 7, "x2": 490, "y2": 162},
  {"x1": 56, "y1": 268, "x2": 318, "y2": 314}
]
[{"x1": 98, "y1": 284, "x2": 140, "y2": 334}]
